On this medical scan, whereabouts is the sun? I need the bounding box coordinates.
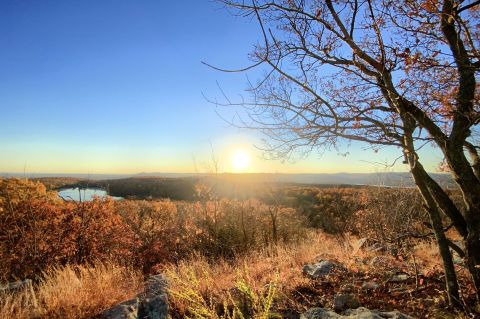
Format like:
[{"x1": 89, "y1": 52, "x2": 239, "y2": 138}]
[{"x1": 231, "y1": 149, "x2": 251, "y2": 172}]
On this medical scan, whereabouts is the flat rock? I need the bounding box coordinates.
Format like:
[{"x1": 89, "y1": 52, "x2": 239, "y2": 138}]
[
  {"x1": 301, "y1": 307, "x2": 415, "y2": 319},
  {"x1": 138, "y1": 275, "x2": 168, "y2": 319},
  {"x1": 101, "y1": 298, "x2": 138, "y2": 319},
  {"x1": 303, "y1": 260, "x2": 346, "y2": 279},
  {"x1": 101, "y1": 274, "x2": 168, "y2": 319},
  {"x1": 389, "y1": 273, "x2": 409, "y2": 283}
]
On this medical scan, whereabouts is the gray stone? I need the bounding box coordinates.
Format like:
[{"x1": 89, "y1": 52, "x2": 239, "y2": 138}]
[
  {"x1": 344, "y1": 308, "x2": 414, "y2": 318},
  {"x1": 101, "y1": 298, "x2": 139, "y2": 319},
  {"x1": 301, "y1": 308, "x2": 341, "y2": 319},
  {"x1": 303, "y1": 260, "x2": 346, "y2": 279},
  {"x1": 301, "y1": 307, "x2": 415, "y2": 319},
  {"x1": 333, "y1": 294, "x2": 360, "y2": 312},
  {"x1": 138, "y1": 275, "x2": 168, "y2": 319},
  {"x1": 101, "y1": 275, "x2": 168, "y2": 319},
  {"x1": 389, "y1": 273, "x2": 409, "y2": 283}
]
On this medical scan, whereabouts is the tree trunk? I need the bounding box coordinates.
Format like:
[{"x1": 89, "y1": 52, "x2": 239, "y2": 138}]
[
  {"x1": 465, "y1": 211, "x2": 480, "y2": 300},
  {"x1": 401, "y1": 118, "x2": 461, "y2": 307},
  {"x1": 445, "y1": 145, "x2": 480, "y2": 299},
  {"x1": 410, "y1": 164, "x2": 462, "y2": 308}
]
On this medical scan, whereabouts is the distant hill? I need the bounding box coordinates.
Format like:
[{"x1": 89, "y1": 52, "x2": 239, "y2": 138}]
[
  {"x1": 133, "y1": 172, "x2": 454, "y2": 188},
  {"x1": 2, "y1": 171, "x2": 454, "y2": 188}
]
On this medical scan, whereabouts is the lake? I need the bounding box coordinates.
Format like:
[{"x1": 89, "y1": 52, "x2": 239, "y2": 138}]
[{"x1": 58, "y1": 188, "x2": 123, "y2": 201}]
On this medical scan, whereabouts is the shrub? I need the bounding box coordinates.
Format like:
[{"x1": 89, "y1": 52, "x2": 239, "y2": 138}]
[{"x1": 0, "y1": 179, "x2": 135, "y2": 280}]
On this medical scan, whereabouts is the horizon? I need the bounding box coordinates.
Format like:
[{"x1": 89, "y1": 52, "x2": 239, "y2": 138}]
[{"x1": 0, "y1": 1, "x2": 445, "y2": 174}]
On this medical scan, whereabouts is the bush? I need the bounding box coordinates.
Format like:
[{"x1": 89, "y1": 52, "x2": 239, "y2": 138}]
[{"x1": 0, "y1": 179, "x2": 135, "y2": 280}]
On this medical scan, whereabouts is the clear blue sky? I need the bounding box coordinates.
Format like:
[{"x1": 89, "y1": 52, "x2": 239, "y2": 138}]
[{"x1": 0, "y1": 0, "x2": 442, "y2": 174}]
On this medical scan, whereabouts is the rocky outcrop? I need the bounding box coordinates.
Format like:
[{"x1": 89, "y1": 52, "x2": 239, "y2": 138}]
[
  {"x1": 138, "y1": 275, "x2": 168, "y2": 319},
  {"x1": 303, "y1": 260, "x2": 346, "y2": 279},
  {"x1": 101, "y1": 298, "x2": 139, "y2": 319},
  {"x1": 101, "y1": 275, "x2": 168, "y2": 319},
  {"x1": 301, "y1": 307, "x2": 414, "y2": 319}
]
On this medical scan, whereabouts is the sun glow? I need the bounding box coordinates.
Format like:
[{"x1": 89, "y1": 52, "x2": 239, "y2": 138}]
[{"x1": 231, "y1": 149, "x2": 251, "y2": 172}]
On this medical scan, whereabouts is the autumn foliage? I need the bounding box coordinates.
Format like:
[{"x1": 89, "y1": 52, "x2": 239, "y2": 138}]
[{"x1": 0, "y1": 179, "x2": 134, "y2": 281}]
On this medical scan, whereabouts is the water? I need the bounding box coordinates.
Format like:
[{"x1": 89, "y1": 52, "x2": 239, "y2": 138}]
[{"x1": 58, "y1": 188, "x2": 123, "y2": 201}]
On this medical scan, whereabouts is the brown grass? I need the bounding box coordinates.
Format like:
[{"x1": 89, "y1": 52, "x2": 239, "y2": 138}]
[
  {"x1": 165, "y1": 231, "x2": 357, "y2": 317},
  {"x1": 0, "y1": 262, "x2": 142, "y2": 319},
  {"x1": 0, "y1": 233, "x2": 456, "y2": 319},
  {"x1": 165, "y1": 231, "x2": 455, "y2": 318}
]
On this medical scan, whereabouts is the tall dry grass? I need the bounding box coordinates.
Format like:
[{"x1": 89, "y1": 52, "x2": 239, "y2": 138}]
[
  {"x1": 165, "y1": 231, "x2": 447, "y2": 318},
  {"x1": 0, "y1": 262, "x2": 142, "y2": 319},
  {"x1": 165, "y1": 232, "x2": 358, "y2": 318}
]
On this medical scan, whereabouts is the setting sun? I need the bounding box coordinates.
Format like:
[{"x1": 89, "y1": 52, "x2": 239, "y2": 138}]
[{"x1": 231, "y1": 149, "x2": 250, "y2": 172}]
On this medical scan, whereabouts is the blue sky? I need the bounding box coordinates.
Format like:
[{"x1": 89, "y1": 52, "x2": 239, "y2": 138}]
[{"x1": 0, "y1": 0, "x2": 443, "y2": 174}]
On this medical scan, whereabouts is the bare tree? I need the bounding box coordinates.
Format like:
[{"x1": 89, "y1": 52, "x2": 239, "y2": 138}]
[{"x1": 211, "y1": 0, "x2": 480, "y2": 307}]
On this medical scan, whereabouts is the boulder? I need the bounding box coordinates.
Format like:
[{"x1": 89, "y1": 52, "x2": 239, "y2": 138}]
[
  {"x1": 301, "y1": 307, "x2": 414, "y2": 319},
  {"x1": 301, "y1": 308, "x2": 342, "y2": 319},
  {"x1": 333, "y1": 294, "x2": 360, "y2": 312},
  {"x1": 343, "y1": 308, "x2": 414, "y2": 318},
  {"x1": 138, "y1": 275, "x2": 169, "y2": 319},
  {"x1": 101, "y1": 275, "x2": 168, "y2": 319},
  {"x1": 303, "y1": 261, "x2": 346, "y2": 279},
  {"x1": 101, "y1": 298, "x2": 139, "y2": 319}
]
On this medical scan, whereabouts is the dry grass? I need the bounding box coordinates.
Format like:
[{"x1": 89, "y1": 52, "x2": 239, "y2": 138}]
[
  {"x1": 0, "y1": 233, "x2": 464, "y2": 319},
  {"x1": 165, "y1": 231, "x2": 357, "y2": 317},
  {"x1": 165, "y1": 231, "x2": 464, "y2": 318},
  {"x1": 0, "y1": 262, "x2": 142, "y2": 319}
]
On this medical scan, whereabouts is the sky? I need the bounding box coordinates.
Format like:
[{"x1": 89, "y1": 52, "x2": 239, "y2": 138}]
[{"x1": 0, "y1": 0, "x2": 444, "y2": 174}]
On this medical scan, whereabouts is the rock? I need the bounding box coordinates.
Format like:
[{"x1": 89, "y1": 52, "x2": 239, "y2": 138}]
[
  {"x1": 301, "y1": 307, "x2": 414, "y2": 319},
  {"x1": 303, "y1": 260, "x2": 345, "y2": 279},
  {"x1": 361, "y1": 281, "x2": 380, "y2": 290},
  {"x1": 0, "y1": 279, "x2": 33, "y2": 293},
  {"x1": 138, "y1": 275, "x2": 168, "y2": 319},
  {"x1": 101, "y1": 274, "x2": 168, "y2": 319},
  {"x1": 389, "y1": 273, "x2": 409, "y2": 283},
  {"x1": 333, "y1": 294, "x2": 360, "y2": 312},
  {"x1": 301, "y1": 308, "x2": 341, "y2": 319},
  {"x1": 344, "y1": 308, "x2": 414, "y2": 318},
  {"x1": 101, "y1": 298, "x2": 139, "y2": 319}
]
